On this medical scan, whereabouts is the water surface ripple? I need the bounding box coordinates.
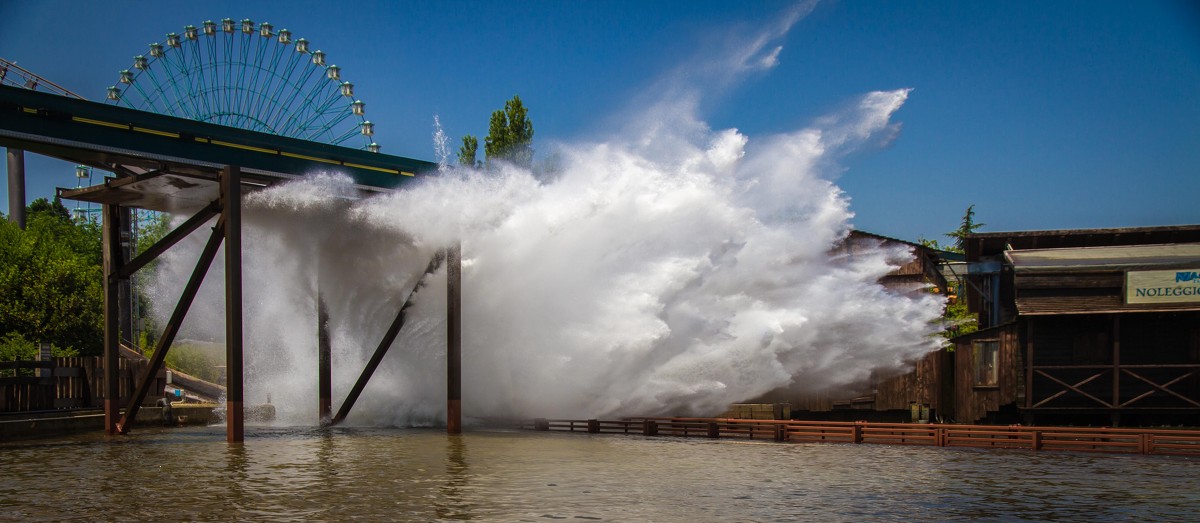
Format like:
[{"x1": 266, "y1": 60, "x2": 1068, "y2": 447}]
[{"x1": 1, "y1": 426, "x2": 1196, "y2": 521}]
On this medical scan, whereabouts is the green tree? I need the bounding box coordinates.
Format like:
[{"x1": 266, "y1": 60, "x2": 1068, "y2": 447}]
[
  {"x1": 483, "y1": 95, "x2": 534, "y2": 169},
  {"x1": 0, "y1": 206, "x2": 103, "y2": 356},
  {"x1": 946, "y1": 204, "x2": 985, "y2": 252},
  {"x1": 917, "y1": 236, "x2": 947, "y2": 252},
  {"x1": 918, "y1": 205, "x2": 986, "y2": 254},
  {"x1": 27, "y1": 197, "x2": 71, "y2": 222},
  {"x1": 458, "y1": 134, "x2": 480, "y2": 168},
  {"x1": 918, "y1": 204, "x2": 985, "y2": 343}
]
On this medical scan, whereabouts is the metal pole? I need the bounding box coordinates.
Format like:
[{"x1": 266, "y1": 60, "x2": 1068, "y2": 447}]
[
  {"x1": 222, "y1": 165, "x2": 244, "y2": 443},
  {"x1": 318, "y1": 294, "x2": 332, "y2": 425},
  {"x1": 118, "y1": 207, "x2": 134, "y2": 347},
  {"x1": 119, "y1": 202, "x2": 221, "y2": 277},
  {"x1": 6, "y1": 148, "x2": 25, "y2": 228},
  {"x1": 447, "y1": 242, "x2": 462, "y2": 434},
  {"x1": 102, "y1": 203, "x2": 123, "y2": 434}
]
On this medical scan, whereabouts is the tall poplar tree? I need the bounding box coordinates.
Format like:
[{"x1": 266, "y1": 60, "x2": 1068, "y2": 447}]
[
  {"x1": 483, "y1": 95, "x2": 534, "y2": 169},
  {"x1": 458, "y1": 134, "x2": 479, "y2": 168}
]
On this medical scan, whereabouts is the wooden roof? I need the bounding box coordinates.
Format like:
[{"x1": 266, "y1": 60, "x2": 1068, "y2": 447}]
[{"x1": 964, "y1": 225, "x2": 1200, "y2": 261}]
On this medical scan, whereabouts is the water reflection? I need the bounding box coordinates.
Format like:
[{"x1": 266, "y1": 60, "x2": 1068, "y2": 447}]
[
  {"x1": 1, "y1": 427, "x2": 1196, "y2": 522},
  {"x1": 437, "y1": 434, "x2": 472, "y2": 521}
]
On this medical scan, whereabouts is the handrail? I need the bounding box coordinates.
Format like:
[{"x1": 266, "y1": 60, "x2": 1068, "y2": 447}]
[{"x1": 0, "y1": 361, "x2": 56, "y2": 370}]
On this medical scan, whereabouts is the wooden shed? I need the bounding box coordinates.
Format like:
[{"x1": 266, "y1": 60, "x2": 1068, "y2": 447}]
[
  {"x1": 948, "y1": 323, "x2": 1022, "y2": 424},
  {"x1": 955, "y1": 225, "x2": 1200, "y2": 425}
]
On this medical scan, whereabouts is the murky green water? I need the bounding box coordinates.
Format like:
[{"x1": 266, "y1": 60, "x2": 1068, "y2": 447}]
[{"x1": 0, "y1": 425, "x2": 1196, "y2": 522}]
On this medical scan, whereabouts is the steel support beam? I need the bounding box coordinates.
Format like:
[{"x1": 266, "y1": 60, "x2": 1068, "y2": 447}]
[
  {"x1": 330, "y1": 252, "x2": 445, "y2": 426},
  {"x1": 117, "y1": 215, "x2": 225, "y2": 433},
  {"x1": 6, "y1": 148, "x2": 24, "y2": 228},
  {"x1": 119, "y1": 201, "x2": 220, "y2": 277},
  {"x1": 223, "y1": 166, "x2": 245, "y2": 443},
  {"x1": 318, "y1": 294, "x2": 332, "y2": 425},
  {"x1": 102, "y1": 203, "x2": 123, "y2": 434},
  {"x1": 118, "y1": 208, "x2": 134, "y2": 348},
  {"x1": 447, "y1": 243, "x2": 462, "y2": 434}
]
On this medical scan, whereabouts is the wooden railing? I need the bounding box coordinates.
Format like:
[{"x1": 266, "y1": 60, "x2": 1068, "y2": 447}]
[
  {"x1": 0, "y1": 357, "x2": 164, "y2": 413},
  {"x1": 527, "y1": 417, "x2": 1200, "y2": 457}
]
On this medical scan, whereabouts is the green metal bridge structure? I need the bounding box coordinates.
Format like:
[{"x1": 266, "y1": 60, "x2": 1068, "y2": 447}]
[{"x1": 0, "y1": 19, "x2": 462, "y2": 442}]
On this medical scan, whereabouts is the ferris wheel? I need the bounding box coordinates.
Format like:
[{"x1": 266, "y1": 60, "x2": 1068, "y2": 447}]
[{"x1": 105, "y1": 18, "x2": 378, "y2": 151}]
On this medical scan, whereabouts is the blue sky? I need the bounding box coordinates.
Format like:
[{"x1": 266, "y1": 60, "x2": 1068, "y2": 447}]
[{"x1": 2, "y1": 0, "x2": 1197, "y2": 241}]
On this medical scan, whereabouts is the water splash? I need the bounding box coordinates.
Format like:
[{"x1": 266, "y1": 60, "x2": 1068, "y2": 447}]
[
  {"x1": 145, "y1": 7, "x2": 945, "y2": 425},
  {"x1": 147, "y1": 87, "x2": 943, "y2": 425},
  {"x1": 432, "y1": 115, "x2": 450, "y2": 172}
]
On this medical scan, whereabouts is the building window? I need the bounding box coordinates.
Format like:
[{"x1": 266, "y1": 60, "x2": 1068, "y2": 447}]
[{"x1": 973, "y1": 340, "x2": 1000, "y2": 388}]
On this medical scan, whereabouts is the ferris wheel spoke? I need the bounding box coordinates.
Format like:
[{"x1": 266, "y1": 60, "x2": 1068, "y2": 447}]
[
  {"x1": 238, "y1": 32, "x2": 263, "y2": 126},
  {"x1": 134, "y1": 63, "x2": 168, "y2": 115},
  {"x1": 295, "y1": 89, "x2": 343, "y2": 139},
  {"x1": 247, "y1": 43, "x2": 279, "y2": 129},
  {"x1": 247, "y1": 36, "x2": 272, "y2": 113},
  {"x1": 330, "y1": 126, "x2": 363, "y2": 146},
  {"x1": 277, "y1": 64, "x2": 326, "y2": 137},
  {"x1": 233, "y1": 33, "x2": 253, "y2": 126},
  {"x1": 221, "y1": 32, "x2": 235, "y2": 119},
  {"x1": 189, "y1": 42, "x2": 214, "y2": 120},
  {"x1": 258, "y1": 39, "x2": 290, "y2": 124},
  {"x1": 144, "y1": 54, "x2": 184, "y2": 119},
  {"x1": 263, "y1": 50, "x2": 311, "y2": 132},
  {"x1": 160, "y1": 47, "x2": 200, "y2": 119},
  {"x1": 107, "y1": 19, "x2": 377, "y2": 152},
  {"x1": 320, "y1": 110, "x2": 357, "y2": 143},
  {"x1": 206, "y1": 35, "x2": 222, "y2": 121}
]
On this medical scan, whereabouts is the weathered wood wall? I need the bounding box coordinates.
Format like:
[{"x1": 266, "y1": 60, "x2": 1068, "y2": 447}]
[
  {"x1": 953, "y1": 323, "x2": 1022, "y2": 424},
  {"x1": 875, "y1": 349, "x2": 954, "y2": 414},
  {"x1": 775, "y1": 349, "x2": 952, "y2": 419}
]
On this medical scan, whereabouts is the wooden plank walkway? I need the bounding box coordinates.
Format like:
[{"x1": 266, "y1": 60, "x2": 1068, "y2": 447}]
[{"x1": 525, "y1": 417, "x2": 1200, "y2": 457}]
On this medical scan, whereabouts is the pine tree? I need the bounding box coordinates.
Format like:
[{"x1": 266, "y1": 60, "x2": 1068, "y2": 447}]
[{"x1": 947, "y1": 204, "x2": 985, "y2": 252}]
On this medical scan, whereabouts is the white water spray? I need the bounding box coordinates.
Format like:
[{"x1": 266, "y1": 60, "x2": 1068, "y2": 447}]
[{"x1": 147, "y1": 11, "x2": 945, "y2": 426}]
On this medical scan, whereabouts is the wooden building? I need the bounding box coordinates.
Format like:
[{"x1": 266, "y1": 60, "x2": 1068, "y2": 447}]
[
  {"x1": 762, "y1": 231, "x2": 955, "y2": 422},
  {"x1": 954, "y1": 225, "x2": 1200, "y2": 425}
]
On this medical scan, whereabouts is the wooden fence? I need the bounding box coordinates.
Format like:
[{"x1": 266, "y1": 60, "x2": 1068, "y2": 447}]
[
  {"x1": 0, "y1": 357, "x2": 165, "y2": 413},
  {"x1": 526, "y1": 417, "x2": 1200, "y2": 457}
]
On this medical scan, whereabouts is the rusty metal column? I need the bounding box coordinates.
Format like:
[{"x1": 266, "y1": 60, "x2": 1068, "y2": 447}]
[
  {"x1": 447, "y1": 243, "x2": 462, "y2": 434},
  {"x1": 7, "y1": 149, "x2": 25, "y2": 228},
  {"x1": 222, "y1": 166, "x2": 245, "y2": 443},
  {"x1": 102, "y1": 203, "x2": 123, "y2": 434},
  {"x1": 318, "y1": 294, "x2": 332, "y2": 425}
]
